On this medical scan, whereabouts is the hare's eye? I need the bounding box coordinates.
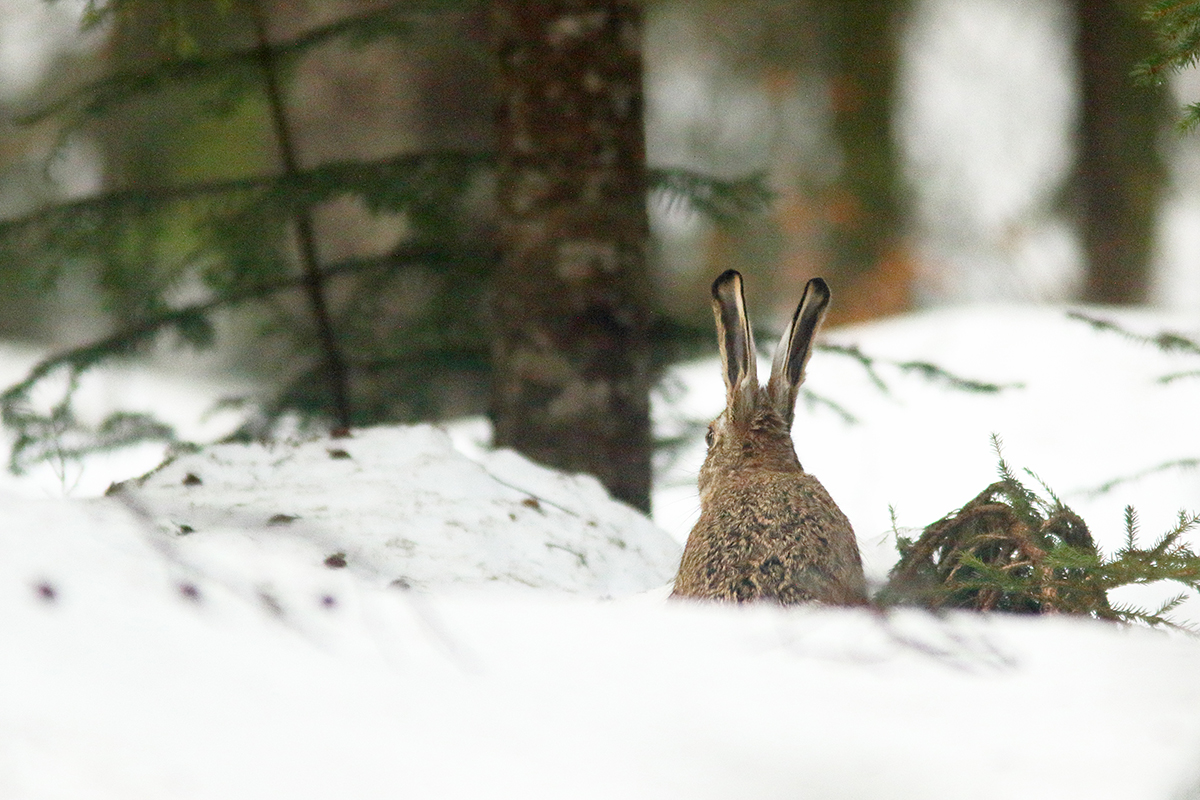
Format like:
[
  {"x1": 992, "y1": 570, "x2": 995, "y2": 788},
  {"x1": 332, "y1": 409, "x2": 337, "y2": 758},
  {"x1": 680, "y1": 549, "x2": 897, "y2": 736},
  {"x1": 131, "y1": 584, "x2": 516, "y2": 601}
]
[{"x1": 704, "y1": 426, "x2": 715, "y2": 449}]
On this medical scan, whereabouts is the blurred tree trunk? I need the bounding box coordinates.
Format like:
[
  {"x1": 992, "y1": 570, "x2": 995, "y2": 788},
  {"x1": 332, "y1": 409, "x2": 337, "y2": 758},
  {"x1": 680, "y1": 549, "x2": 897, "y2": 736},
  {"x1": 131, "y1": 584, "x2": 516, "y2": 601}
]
[
  {"x1": 1074, "y1": 0, "x2": 1168, "y2": 305},
  {"x1": 816, "y1": 0, "x2": 910, "y2": 319},
  {"x1": 488, "y1": 2, "x2": 654, "y2": 511}
]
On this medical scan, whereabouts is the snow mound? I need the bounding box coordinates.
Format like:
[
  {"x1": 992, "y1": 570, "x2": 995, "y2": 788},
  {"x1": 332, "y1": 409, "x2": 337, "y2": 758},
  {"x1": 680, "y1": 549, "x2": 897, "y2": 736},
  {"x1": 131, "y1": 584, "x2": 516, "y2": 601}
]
[
  {"x1": 5, "y1": 493, "x2": 1200, "y2": 800},
  {"x1": 121, "y1": 424, "x2": 681, "y2": 597}
]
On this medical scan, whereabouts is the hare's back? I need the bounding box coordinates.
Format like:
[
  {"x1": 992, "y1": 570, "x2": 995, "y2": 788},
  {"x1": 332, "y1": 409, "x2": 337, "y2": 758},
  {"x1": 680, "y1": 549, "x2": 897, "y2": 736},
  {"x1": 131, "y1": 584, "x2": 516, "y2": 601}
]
[
  {"x1": 773, "y1": 471, "x2": 865, "y2": 602},
  {"x1": 674, "y1": 471, "x2": 866, "y2": 605}
]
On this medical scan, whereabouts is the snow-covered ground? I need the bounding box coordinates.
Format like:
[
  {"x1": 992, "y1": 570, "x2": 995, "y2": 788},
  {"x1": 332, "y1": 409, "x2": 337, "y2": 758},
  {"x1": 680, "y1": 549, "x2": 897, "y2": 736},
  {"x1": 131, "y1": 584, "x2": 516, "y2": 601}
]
[{"x1": 3, "y1": 304, "x2": 1200, "y2": 799}]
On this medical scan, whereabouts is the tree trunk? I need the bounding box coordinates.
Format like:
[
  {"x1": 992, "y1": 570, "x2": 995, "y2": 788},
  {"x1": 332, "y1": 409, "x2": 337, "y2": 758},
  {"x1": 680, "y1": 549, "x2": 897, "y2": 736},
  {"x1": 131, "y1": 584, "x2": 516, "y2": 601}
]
[
  {"x1": 817, "y1": 0, "x2": 909, "y2": 315},
  {"x1": 488, "y1": 1, "x2": 654, "y2": 512},
  {"x1": 1075, "y1": 0, "x2": 1167, "y2": 304}
]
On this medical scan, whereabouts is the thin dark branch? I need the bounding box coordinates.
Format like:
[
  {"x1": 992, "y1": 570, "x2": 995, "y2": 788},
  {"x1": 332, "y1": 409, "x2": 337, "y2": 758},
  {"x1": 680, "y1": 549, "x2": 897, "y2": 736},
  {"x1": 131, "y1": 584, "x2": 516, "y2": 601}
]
[{"x1": 251, "y1": 3, "x2": 350, "y2": 430}]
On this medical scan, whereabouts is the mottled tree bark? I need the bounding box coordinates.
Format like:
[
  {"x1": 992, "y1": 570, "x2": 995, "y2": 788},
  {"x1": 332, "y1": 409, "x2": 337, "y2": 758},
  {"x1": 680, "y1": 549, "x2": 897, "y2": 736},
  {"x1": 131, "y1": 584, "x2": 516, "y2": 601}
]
[
  {"x1": 1075, "y1": 0, "x2": 1167, "y2": 305},
  {"x1": 488, "y1": 2, "x2": 653, "y2": 512}
]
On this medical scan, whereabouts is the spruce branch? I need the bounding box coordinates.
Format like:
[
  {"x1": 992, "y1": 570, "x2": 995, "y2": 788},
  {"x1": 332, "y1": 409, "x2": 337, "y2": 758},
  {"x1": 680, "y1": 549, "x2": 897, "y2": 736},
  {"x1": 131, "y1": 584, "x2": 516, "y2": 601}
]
[
  {"x1": 820, "y1": 342, "x2": 1018, "y2": 394},
  {"x1": 897, "y1": 359, "x2": 1016, "y2": 393},
  {"x1": 880, "y1": 441, "x2": 1200, "y2": 629},
  {"x1": 1161, "y1": 369, "x2": 1200, "y2": 383},
  {"x1": 647, "y1": 167, "x2": 774, "y2": 224},
  {"x1": 0, "y1": 244, "x2": 471, "y2": 469},
  {"x1": 1067, "y1": 311, "x2": 1200, "y2": 497},
  {"x1": 799, "y1": 389, "x2": 858, "y2": 425},
  {"x1": 1083, "y1": 457, "x2": 1200, "y2": 497},
  {"x1": 1137, "y1": 1, "x2": 1200, "y2": 129},
  {"x1": 819, "y1": 342, "x2": 889, "y2": 392},
  {"x1": 1067, "y1": 310, "x2": 1200, "y2": 358},
  {"x1": 0, "y1": 157, "x2": 767, "y2": 260},
  {"x1": 1, "y1": 245, "x2": 467, "y2": 391},
  {"x1": 0, "y1": 151, "x2": 489, "y2": 252},
  {"x1": 18, "y1": 3, "x2": 436, "y2": 132},
  {"x1": 2, "y1": 364, "x2": 179, "y2": 475},
  {"x1": 1068, "y1": 311, "x2": 1200, "y2": 389}
]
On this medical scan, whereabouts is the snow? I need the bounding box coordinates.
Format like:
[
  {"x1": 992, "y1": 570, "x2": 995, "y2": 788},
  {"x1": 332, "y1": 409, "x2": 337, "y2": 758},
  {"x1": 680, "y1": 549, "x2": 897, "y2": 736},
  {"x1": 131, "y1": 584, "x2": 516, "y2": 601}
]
[
  {"x1": 125, "y1": 424, "x2": 678, "y2": 597},
  {"x1": 3, "y1": 304, "x2": 1200, "y2": 799},
  {"x1": 0, "y1": 343, "x2": 249, "y2": 498}
]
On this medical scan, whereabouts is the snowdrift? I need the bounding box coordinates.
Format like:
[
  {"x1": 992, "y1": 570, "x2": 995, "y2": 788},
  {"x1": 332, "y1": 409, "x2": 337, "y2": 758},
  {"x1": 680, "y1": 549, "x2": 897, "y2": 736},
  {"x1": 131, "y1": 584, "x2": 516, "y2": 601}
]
[{"x1": 4, "y1": 304, "x2": 1200, "y2": 798}]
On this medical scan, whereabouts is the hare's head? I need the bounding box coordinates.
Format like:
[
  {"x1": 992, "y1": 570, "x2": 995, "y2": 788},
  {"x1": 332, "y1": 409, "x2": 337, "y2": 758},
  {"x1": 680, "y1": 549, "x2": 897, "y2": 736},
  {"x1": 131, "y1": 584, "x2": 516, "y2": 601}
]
[{"x1": 698, "y1": 270, "x2": 831, "y2": 500}]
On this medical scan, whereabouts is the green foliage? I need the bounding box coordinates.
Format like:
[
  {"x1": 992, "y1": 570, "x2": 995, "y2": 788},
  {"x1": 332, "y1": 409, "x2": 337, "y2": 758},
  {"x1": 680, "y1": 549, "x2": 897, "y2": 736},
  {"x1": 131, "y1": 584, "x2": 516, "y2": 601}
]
[
  {"x1": 3, "y1": 365, "x2": 177, "y2": 475},
  {"x1": 648, "y1": 168, "x2": 773, "y2": 225},
  {"x1": 879, "y1": 436, "x2": 1200, "y2": 630},
  {"x1": 0, "y1": 1, "x2": 777, "y2": 474},
  {"x1": 819, "y1": 342, "x2": 1020, "y2": 396},
  {"x1": 1068, "y1": 310, "x2": 1200, "y2": 383},
  {"x1": 1136, "y1": 0, "x2": 1200, "y2": 130}
]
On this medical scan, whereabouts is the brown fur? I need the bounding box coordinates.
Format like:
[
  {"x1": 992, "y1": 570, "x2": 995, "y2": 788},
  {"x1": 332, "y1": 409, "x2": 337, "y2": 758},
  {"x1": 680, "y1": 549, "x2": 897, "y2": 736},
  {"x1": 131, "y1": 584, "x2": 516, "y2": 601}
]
[{"x1": 672, "y1": 272, "x2": 867, "y2": 606}]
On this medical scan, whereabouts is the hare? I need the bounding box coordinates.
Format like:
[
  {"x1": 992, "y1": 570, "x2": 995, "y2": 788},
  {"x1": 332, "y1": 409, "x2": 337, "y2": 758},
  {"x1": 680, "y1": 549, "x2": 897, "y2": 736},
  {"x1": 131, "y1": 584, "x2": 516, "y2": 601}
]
[{"x1": 672, "y1": 270, "x2": 867, "y2": 606}]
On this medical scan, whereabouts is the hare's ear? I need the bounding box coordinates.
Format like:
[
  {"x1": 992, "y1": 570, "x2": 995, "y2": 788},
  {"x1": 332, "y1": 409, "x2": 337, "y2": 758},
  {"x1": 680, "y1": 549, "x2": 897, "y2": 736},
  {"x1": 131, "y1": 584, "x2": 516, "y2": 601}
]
[
  {"x1": 768, "y1": 277, "x2": 830, "y2": 428},
  {"x1": 711, "y1": 270, "x2": 758, "y2": 415}
]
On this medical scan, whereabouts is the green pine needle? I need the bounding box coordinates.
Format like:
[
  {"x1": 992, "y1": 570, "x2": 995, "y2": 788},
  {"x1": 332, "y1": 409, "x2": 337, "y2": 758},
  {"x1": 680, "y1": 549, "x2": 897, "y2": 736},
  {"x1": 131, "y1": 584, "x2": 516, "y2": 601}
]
[
  {"x1": 879, "y1": 441, "x2": 1200, "y2": 629},
  {"x1": 647, "y1": 168, "x2": 774, "y2": 224}
]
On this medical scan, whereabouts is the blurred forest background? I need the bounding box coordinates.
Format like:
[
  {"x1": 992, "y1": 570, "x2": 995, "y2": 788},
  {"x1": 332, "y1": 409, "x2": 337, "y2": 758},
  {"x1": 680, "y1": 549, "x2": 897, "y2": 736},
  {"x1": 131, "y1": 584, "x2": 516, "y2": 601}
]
[{"x1": 0, "y1": 0, "x2": 1197, "y2": 510}]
